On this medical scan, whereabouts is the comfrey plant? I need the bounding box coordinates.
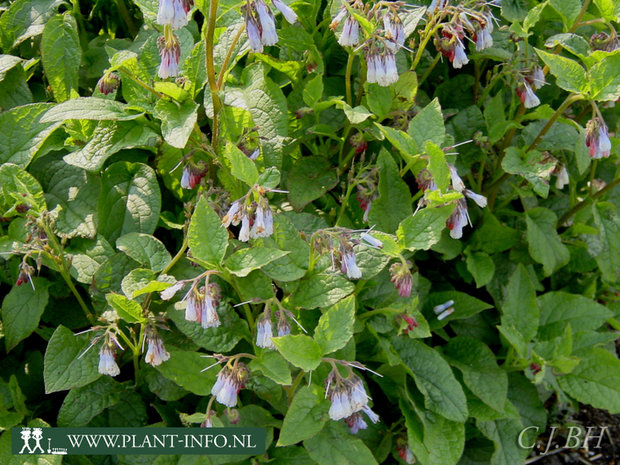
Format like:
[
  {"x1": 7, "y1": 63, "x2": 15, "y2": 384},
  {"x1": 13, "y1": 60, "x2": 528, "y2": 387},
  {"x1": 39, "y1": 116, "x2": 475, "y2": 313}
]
[{"x1": 2, "y1": 0, "x2": 620, "y2": 464}]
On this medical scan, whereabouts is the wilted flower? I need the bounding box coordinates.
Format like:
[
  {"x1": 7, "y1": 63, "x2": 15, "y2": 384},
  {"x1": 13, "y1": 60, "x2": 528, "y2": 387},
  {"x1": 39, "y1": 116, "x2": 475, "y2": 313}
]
[
  {"x1": 16, "y1": 262, "x2": 34, "y2": 287},
  {"x1": 272, "y1": 0, "x2": 297, "y2": 24},
  {"x1": 330, "y1": 7, "x2": 348, "y2": 30},
  {"x1": 256, "y1": 311, "x2": 275, "y2": 349},
  {"x1": 586, "y1": 117, "x2": 612, "y2": 159},
  {"x1": 516, "y1": 81, "x2": 540, "y2": 108},
  {"x1": 144, "y1": 328, "x2": 170, "y2": 367},
  {"x1": 590, "y1": 31, "x2": 620, "y2": 52},
  {"x1": 158, "y1": 33, "x2": 181, "y2": 79},
  {"x1": 98, "y1": 341, "x2": 120, "y2": 377},
  {"x1": 211, "y1": 364, "x2": 248, "y2": 407},
  {"x1": 277, "y1": 318, "x2": 291, "y2": 337},
  {"x1": 390, "y1": 262, "x2": 413, "y2": 298},
  {"x1": 97, "y1": 72, "x2": 120, "y2": 95},
  {"x1": 222, "y1": 201, "x2": 242, "y2": 228},
  {"x1": 531, "y1": 67, "x2": 546, "y2": 90},
  {"x1": 464, "y1": 189, "x2": 487, "y2": 208}
]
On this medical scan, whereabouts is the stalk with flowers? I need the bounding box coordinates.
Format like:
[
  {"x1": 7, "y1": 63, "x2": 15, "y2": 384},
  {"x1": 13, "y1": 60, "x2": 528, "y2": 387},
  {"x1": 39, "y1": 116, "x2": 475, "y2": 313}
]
[{"x1": 1, "y1": 0, "x2": 620, "y2": 463}]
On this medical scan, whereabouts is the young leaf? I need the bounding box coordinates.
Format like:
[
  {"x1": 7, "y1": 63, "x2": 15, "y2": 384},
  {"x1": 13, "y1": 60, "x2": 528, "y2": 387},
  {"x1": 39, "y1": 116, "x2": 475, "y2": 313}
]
[
  {"x1": 223, "y1": 142, "x2": 260, "y2": 187},
  {"x1": 105, "y1": 293, "x2": 145, "y2": 323},
  {"x1": 116, "y1": 232, "x2": 172, "y2": 273},
  {"x1": 225, "y1": 247, "x2": 290, "y2": 277},
  {"x1": 397, "y1": 205, "x2": 455, "y2": 251}
]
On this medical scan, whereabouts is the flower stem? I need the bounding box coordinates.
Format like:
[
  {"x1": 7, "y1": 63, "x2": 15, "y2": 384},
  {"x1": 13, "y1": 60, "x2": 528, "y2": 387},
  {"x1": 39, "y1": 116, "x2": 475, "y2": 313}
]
[
  {"x1": 345, "y1": 51, "x2": 355, "y2": 106},
  {"x1": 206, "y1": 0, "x2": 222, "y2": 152}
]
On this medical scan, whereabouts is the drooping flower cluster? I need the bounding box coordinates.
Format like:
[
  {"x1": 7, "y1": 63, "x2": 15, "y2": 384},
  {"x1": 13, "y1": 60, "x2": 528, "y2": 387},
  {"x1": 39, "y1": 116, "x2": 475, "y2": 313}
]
[
  {"x1": 390, "y1": 261, "x2": 413, "y2": 298},
  {"x1": 417, "y1": 163, "x2": 487, "y2": 239},
  {"x1": 435, "y1": 6, "x2": 496, "y2": 69},
  {"x1": 255, "y1": 309, "x2": 276, "y2": 349},
  {"x1": 155, "y1": 0, "x2": 193, "y2": 78},
  {"x1": 144, "y1": 327, "x2": 170, "y2": 367},
  {"x1": 222, "y1": 187, "x2": 276, "y2": 242},
  {"x1": 97, "y1": 72, "x2": 120, "y2": 95},
  {"x1": 312, "y1": 228, "x2": 383, "y2": 280},
  {"x1": 244, "y1": 0, "x2": 298, "y2": 53},
  {"x1": 211, "y1": 363, "x2": 249, "y2": 407},
  {"x1": 586, "y1": 117, "x2": 612, "y2": 159},
  {"x1": 16, "y1": 261, "x2": 35, "y2": 288},
  {"x1": 516, "y1": 66, "x2": 546, "y2": 109},
  {"x1": 325, "y1": 370, "x2": 379, "y2": 433},
  {"x1": 184, "y1": 279, "x2": 222, "y2": 329},
  {"x1": 180, "y1": 163, "x2": 207, "y2": 190}
]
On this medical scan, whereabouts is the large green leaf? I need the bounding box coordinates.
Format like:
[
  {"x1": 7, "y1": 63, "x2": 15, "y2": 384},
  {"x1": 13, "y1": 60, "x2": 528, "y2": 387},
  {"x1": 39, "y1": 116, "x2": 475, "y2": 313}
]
[
  {"x1": 40, "y1": 14, "x2": 80, "y2": 102},
  {"x1": 408, "y1": 98, "x2": 445, "y2": 152},
  {"x1": 304, "y1": 423, "x2": 378, "y2": 465},
  {"x1": 367, "y1": 149, "x2": 412, "y2": 233},
  {"x1": 44, "y1": 325, "x2": 102, "y2": 393},
  {"x1": 223, "y1": 142, "x2": 259, "y2": 187},
  {"x1": 249, "y1": 351, "x2": 292, "y2": 385},
  {"x1": 272, "y1": 334, "x2": 323, "y2": 371},
  {"x1": 1, "y1": 278, "x2": 49, "y2": 351},
  {"x1": 500, "y1": 264, "x2": 539, "y2": 344},
  {"x1": 116, "y1": 232, "x2": 171, "y2": 273},
  {"x1": 397, "y1": 205, "x2": 455, "y2": 251},
  {"x1": 97, "y1": 161, "x2": 161, "y2": 243},
  {"x1": 535, "y1": 49, "x2": 587, "y2": 94},
  {"x1": 289, "y1": 273, "x2": 355, "y2": 309},
  {"x1": 57, "y1": 377, "x2": 122, "y2": 426},
  {"x1": 40, "y1": 98, "x2": 143, "y2": 122},
  {"x1": 187, "y1": 196, "x2": 229, "y2": 267},
  {"x1": 476, "y1": 418, "x2": 529, "y2": 465},
  {"x1": 258, "y1": 214, "x2": 310, "y2": 282},
  {"x1": 0, "y1": 163, "x2": 47, "y2": 217},
  {"x1": 525, "y1": 207, "x2": 569, "y2": 275},
  {"x1": 225, "y1": 247, "x2": 289, "y2": 277},
  {"x1": 278, "y1": 384, "x2": 330, "y2": 446},
  {"x1": 558, "y1": 348, "x2": 620, "y2": 413},
  {"x1": 0, "y1": 103, "x2": 61, "y2": 167},
  {"x1": 591, "y1": 202, "x2": 620, "y2": 282},
  {"x1": 0, "y1": 0, "x2": 62, "y2": 51},
  {"x1": 444, "y1": 337, "x2": 508, "y2": 412},
  {"x1": 154, "y1": 99, "x2": 198, "y2": 149},
  {"x1": 392, "y1": 337, "x2": 468, "y2": 423},
  {"x1": 314, "y1": 295, "x2": 355, "y2": 355},
  {"x1": 155, "y1": 348, "x2": 218, "y2": 396},
  {"x1": 287, "y1": 156, "x2": 338, "y2": 211}
]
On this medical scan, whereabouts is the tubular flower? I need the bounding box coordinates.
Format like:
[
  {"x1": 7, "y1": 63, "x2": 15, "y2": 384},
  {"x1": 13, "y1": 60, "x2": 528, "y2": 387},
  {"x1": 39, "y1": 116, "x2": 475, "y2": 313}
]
[
  {"x1": 245, "y1": 13, "x2": 264, "y2": 53},
  {"x1": 384, "y1": 12, "x2": 405, "y2": 53},
  {"x1": 390, "y1": 262, "x2": 413, "y2": 298},
  {"x1": 144, "y1": 328, "x2": 170, "y2": 367},
  {"x1": 157, "y1": 0, "x2": 190, "y2": 29},
  {"x1": 211, "y1": 364, "x2": 249, "y2": 407},
  {"x1": 272, "y1": 0, "x2": 297, "y2": 24},
  {"x1": 339, "y1": 17, "x2": 360, "y2": 47},
  {"x1": 200, "y1": 282, "x2": 221, "y2": 329},
  {"x1": 516, "y1": 81, "x2": 540, "y2": 108},
  {"x1": 586, "y1": 117, "x2": 612, "y2": 159},
  {"x1": 256, "y1": 311, "x2": 276, "y2": 349},
  {"x1": 158, "y1": 32, "x2": 181, "y2": 79},
  {"x1": 98, "y1": 340, "x2": 121, "y2": 377},
  {"x1": 325, "y1": 372, "x2": 379, "y2": 424},
  {"x1": 255, "y1": 0, "x2": 278, "y2": 46},
  {"x1": 340, "y1": 245, "x2": 362, "y2": 280}
]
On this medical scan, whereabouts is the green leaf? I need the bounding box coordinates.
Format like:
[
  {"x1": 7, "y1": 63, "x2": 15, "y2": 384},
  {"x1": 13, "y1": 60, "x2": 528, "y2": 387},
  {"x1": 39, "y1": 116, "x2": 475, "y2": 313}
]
[
  {"x1": 365, "y1": 83, "x2": 393, "y2": 121},
  {"x1": 0, "y1": 163, "x2": 47, "y2": 217},
  {"x1": 187, "y1": 197, "x2": 229, "y2": 267},
  {"x1": 0, "y1": 0, "x2": 62, "y2": 51},
  {"x1": 154, "y1": 99, "x2": 198, "y2": 149},
  {"x1": 444, "y1": 337, "x2": 508, "y2": 412},
  {"x1": 549, "y1": 0, "x2": 582, "y2": 27},
  {"x1": 500, "y1": 264, "x2": 539, "y2": 343},
  {"x1": 476, "y1": 419, "x2": 529, "y2": 465},
  {"x1": 289, "y1": 273, "x2": 355, "y2": 309},
  {"x1": 558, "y1": 348, "x2": 620, "y2": 413},
  {"x1": 155, "y1": 348, "x2": 218, "y2": 396},
  {"x1": 408, "y1": 98, "x2": 445, "y2": 150},
  {"x1": 484, "y1": 92, "x2": 521, "y2": 144},
  {"x1": 287, "y1": 156, "x2": 338, "y2": 210},
  {"x1": 523, "y1": 1, "x2": 548, "y2": 31},
  {"x1": 367, "y1": 148, "x2": 412, "y2": 234},
  {"x1": 425, "y1": 141, "x2": 450, "y2": 192},
  {"x1": 0, "y1": 103, "x2": 61, "y2": 167},
  {"x1": 538, "y1": 292, "x2": 612, "y2": 340},
  {"x1": 501, "y1": 147, "x2": 555, "y2": 198},
  {"x1": 57, "y1": 377, "x2": 122, "y2": 426},
  {"x1": 465, "y1": 250, "x2": 495, "y2": 288},
  {"x1": 304, "y1": 422, "x2": 378, "y2": 465},
  {"x1": 589, "y1": 50, "x2": 620, "y2": 101},
  {"x1": 223, "y1": 142, "x2": 259, "y2": 187},
  {"x1": 40, "y1": 14, "x2": 80, "y2": 102},
  {"x1": 168, "y1": 303, "x2": 250, "y2": 352},
  {"x1": 591, "y1": 202, "x2": 620, "y2": 282},
  {"x1": 44, "y1": 325, "x2": 102, "y2": 393},
  {"x1": 342, "y1": 103, "x2": 373, "y2": 124},
  {"x1": 376, "y1": 124, "x2": 418, "y2": 157},
  {"x1": 471, "y1": 211, "x2": 519, "y2": 254},
  {"x1": 314, "y1": 295, "x2": 355, "y2": 355},
  {"x1": 63, "y1": 120, "x2": 159, "y2": 172},
  {"x1": 105, "y1": 293, "x2": 145, "y2": 323},
  {"x1": 594, "y1": 0, "x2": 620, "y2": 21},
  {"x1": 526, "y1": 207, "x2": 570, "y2": 275},
  {"x1": 534, "y1": 48, "x2": 587, "y2": 94},
  {"x1": 545, "y1": 33, "x2": 590, "y2": 58},
  {"x1": 225, "y1": 247, "x2": 289, "y2": 277},
  {"x1": 257, "y1": 214, "x2": 309, "y2": 282},
  {"x1": 184, "y1": 40, "x2": 207, "y2": 98},
  {"x1": 303, "y1": 74, "x2": 324, "y2": 107},
  {"x1": 272, "y1": 334, "x2": 323, "y2": 371},
  {"x1": 392, "y1": 337, "x2": 468, "y2": 422},
  {"x1": 249, "y1": 351, "x2": 292, "y2": 385},
  {"x1": 2, "y1": 278, "x2": 49, "y2": 351},
  {"x1": 40, "y1": 98, "x2": 142, "y2": 123},
  {"x1": 401, "y1": 396, "x2": 465, "y2": 465},
  {"x1": 116, "y1": 232, "x2": 171, "y2": 273},
  {"x1": 225, "y1": 63, "x2": 288, "y2": 167},
  {"x1": 29, "y1": 153, "x2": 99, "y2": 238},
  {"x1": 397, "y1": 205, "x2": 455, "y2": 251},
  {"x1": 278, "y1": 384, "x2": 330, "y2": 446},
  {"x1": 97, "y1": 161, "x2": 161, "y2": 243}
]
